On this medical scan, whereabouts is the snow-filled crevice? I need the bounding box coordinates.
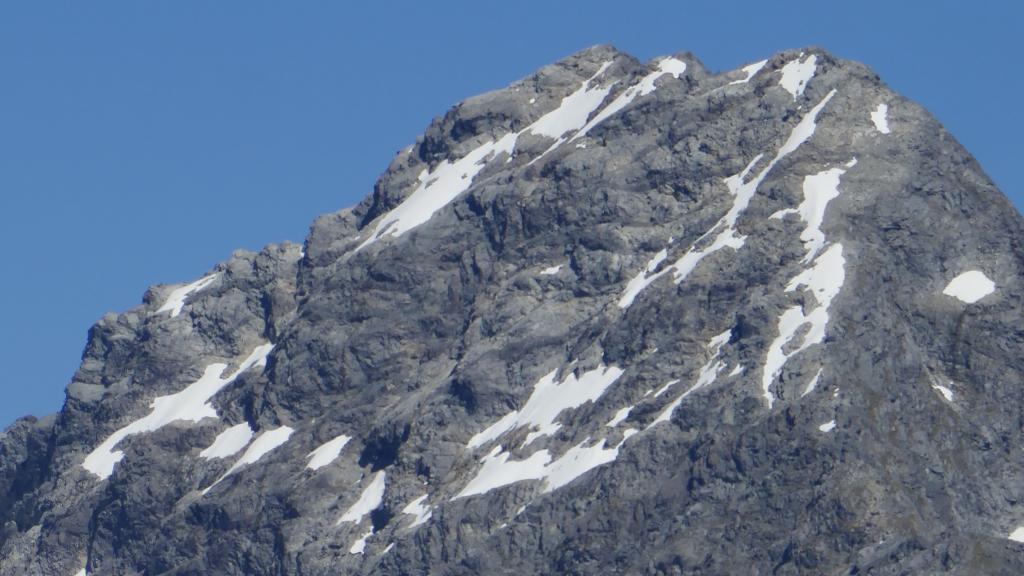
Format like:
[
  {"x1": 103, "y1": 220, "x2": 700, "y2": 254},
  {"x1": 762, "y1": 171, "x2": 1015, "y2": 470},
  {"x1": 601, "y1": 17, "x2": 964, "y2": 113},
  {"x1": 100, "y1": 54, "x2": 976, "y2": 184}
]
[
  {"x1": 201, "y1": 426, "x2": 294, "y2": 495},
  {"x1": 761, "y1": 243, "x2": 845, "y2": 408},
  {"x1": 337, "y1": 470, "x2": 387, "y2": 526},
  {"x1": 401, "y1": 494, "x2": 433, "y2": 528},
  {"x1": 306, "y1": 434, "x2": 352, "y2": 470},
  {"x1": 355, "y1": 61, "x2": 615, "y2": 253},
  {"x1": 728, "y1": 59, "x2": 768, "y2": 85},
  {"x1": 647, "y1": 330, "x2": 731, "y2": 429},
  {"x1": 156, "y1": 273, "x2": 220, "y2": 318},
  {"x1": 466, "y1": 363, "x2": 624, "y2": 450},
  {"x1": 618, "y1": 89, "x2": 838, "y2": 309},
  {"x1": 82, "y1": 343, "x2": 274, "y2": 479},
  {"x1": 570, "y1": 57, "x2": 687, "y2": 143}
]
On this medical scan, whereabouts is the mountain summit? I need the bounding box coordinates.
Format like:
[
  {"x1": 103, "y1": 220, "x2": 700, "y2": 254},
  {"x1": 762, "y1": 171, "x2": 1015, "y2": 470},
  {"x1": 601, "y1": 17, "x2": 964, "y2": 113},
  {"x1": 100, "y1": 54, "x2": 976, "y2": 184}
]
[{"x1": 3, "y1": 45, "x2": 1024, "y2": 575}]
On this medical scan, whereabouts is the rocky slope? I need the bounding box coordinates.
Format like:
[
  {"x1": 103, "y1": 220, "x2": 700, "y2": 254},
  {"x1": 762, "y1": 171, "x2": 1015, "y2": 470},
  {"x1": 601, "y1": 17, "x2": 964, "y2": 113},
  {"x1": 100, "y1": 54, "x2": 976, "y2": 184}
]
[{"x1": 3, "y1": 45, "x2": 1024, "y2": 575}]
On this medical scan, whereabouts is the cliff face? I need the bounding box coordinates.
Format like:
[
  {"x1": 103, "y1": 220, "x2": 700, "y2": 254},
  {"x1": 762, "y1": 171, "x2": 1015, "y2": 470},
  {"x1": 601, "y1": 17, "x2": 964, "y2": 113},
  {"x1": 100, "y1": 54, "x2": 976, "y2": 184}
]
[{"x1": 4, "y1": 45, "x2": 1024, "y2": 575}]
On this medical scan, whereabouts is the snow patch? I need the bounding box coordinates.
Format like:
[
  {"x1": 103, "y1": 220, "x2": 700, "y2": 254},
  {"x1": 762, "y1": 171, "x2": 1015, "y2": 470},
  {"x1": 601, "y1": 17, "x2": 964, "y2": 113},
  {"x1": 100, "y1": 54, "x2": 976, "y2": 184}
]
[
  {"x1": 337, "y1": 471, "x2": 387, "y2": 525},
  {"x1": 542, "y1": 438, "x2": 620, "y2": 492},
  {"x1": 349, "y1": 528, "x2": 373, "y2": 555},
  {"x1": 401, "y1": 494, "x2": 433, "y2": 528},
  {"x1": 540, "y1": 264, "x2": 563, "y2": 275},
  {"x1": 354, "y1": 132, "x2": 518, "y2": 252},
  {"x1": 355, "y1": 62, "x2": 614, "y2": 252},
  {"x1": 571, "y1": 58, "x2": 686, "y2": 143},
  {"x1": 1009, "y1": 526, "x2": 1024, "y2": 543},
  {"x1": 529, "y1": 61, "x2": 614, "y2": 140},
  {"x1": 932, "y1": 384, "x2": 954, "y2": 402},
  {"x1": 728, "y1": 365, "x2": 744, "y2": 377},
  {"x1": 605, "y1": 406, "x2": 633, "y2": 428},
  {"x1": 794, "y1": 165, "x2": 852, "y2": 262},
  {"x1": 83, "y1": 343, "x2": 273, "y2": 479},
  {"x1": 779, "y1": 54, "x2": 817, "y2": 99},
  {"x1": 871, "y1": 103, "x2": 891, "y2": 134},
  {"x1": 801, "y1": 369, "x2": 823, "y2": 397},
  {"x1": 728, "y1": 59, "x2": 769, "y2": 85},
  {"x1": 455, "y1": 437, "x2": 624, "y2": 499},
  {"x1": 202, "y1": 426, "x2": 294, "y2": 495},
  {"x1": 466, "y1": 364, "x2": 624, "y2": 449},
  {"x1": 306, "y1": 434, "x2": 352, "y2": 471},
  {"x1": 818, "y1": 420, "x2": 836, "y2": 432},
  {"x1": 762, "y1": 244, "x2": 845, "y2": 408},
  {"x1": 454, "y1": 446, "x2": 551, "y2": 498},
  {"x1": 156, "y1": 273, "x2": 219, "y2": 318},
  {"x1": 652, "y1": 379, "x2": 680, "y2": 398},
  {"x1": 618, "y1": 248, "x2": 670, "y2": 308},
  {"x1": 617, "y1": 90, "x2": 838, "y2": 308},
  {"x1": 649, "y1": 331, "x2": 730, "y2": 428},
  {"x1": 199, "y1": 423, "x2": 254, "y2": 460},
  {"x1": 943, "y1": 270, "x2": 995, "y2": 304}
]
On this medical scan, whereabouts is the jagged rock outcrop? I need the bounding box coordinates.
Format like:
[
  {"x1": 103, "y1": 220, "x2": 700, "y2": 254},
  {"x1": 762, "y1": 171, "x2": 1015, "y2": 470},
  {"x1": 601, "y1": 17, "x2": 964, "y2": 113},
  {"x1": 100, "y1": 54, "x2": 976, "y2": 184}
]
[{"x1": 3, "y1": 44, "x2": 1024, "y2": 575}]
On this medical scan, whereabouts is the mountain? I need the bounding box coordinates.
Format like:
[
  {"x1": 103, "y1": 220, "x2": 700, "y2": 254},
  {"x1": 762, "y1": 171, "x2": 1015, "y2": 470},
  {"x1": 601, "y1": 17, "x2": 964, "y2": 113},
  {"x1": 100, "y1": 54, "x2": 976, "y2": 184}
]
[{"x1": 3, "y1": 44, "x2": 1024, "y2": 575}]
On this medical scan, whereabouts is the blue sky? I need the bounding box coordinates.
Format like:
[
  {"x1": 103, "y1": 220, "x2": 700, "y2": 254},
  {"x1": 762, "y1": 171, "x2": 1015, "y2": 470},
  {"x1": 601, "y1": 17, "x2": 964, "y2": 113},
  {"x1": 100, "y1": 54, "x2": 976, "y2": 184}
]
[{"x1": 1, "y1": 1, "x2": 1020, "y2": 427}]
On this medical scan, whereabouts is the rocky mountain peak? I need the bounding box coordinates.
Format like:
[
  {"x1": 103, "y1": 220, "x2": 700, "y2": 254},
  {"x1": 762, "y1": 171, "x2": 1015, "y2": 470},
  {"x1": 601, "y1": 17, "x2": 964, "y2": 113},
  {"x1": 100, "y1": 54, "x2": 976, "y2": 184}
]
[{"x1": 2, "y1": 45, "x2": 1023, "y2": 575}]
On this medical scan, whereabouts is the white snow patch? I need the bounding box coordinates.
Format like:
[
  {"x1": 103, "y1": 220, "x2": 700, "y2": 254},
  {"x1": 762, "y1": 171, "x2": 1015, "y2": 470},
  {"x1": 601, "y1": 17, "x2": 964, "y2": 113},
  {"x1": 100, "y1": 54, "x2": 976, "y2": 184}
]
[
  {"x1": 932, "y1": 384, "x2": 954, "y2": 402},
  {"x1": 943, "y1": 270, "x2": 995, "y2": 304},
  {"x1": 455, "y1": 437, "x2": 624, "y2": 498},
  {"x1": 306, "y1": 434, "x2": 352, "y2": 471},
  {"x1": 728, "y1": 59, "x2": 769, "y2": 85},
  {"x1": 382, "y1": 543, "x2": 395, "y2": 554},
  {"x1": 199, "y1": 423, "x2": 254, "y2": 460},
  {"x1": 779, "y1": 54, "x2": 817, "y2": 99},
  {"x1": 571, "y1": 58, "x2": 685, "y2": 143},
  {"x1": 401, "y1": 494, "x2": 433, "y2": 528},
  {"x1": 794, "y1": 165, "x2": 853, "y2": 262},
  {"x1": 728, "y1": 365, "x2": 744, "y2": 377},
  {"x1": 618, "y1": 248, "x2": 669, "y2": 308},
  {"x1": 1009, "y1": 526, "x2": 1024, "y2": 542},
  {"x1": 202, "y1": 426, "x2": 294, "y2": 495},
  {"x1": 355, "y1": 62, "x2": 614, "y2": 252},
  {"x1": 618, "y1": 89, "x2": 837, "y2": 308},
  {"x1": 801, "y1": 369, "x2": 823, "y2": 397},
  {"x1": 466, "y1": 364, "x2": 624, "y2": 449},
  {"x1": 762, "y1": 244, "x2": 845, "y2": 408},
  {"x1": 529, "y1": 61, "x2": 614, "y2": 140},
  {"x1": 349, "y1": 528, "x2": 374, "y2": 555},
  {"x1": 818, "y1": 420, "x2": 836, "y2": 433},
  {"x1": 770, "y1": 208, "x2": 798, "y2": 220},
  {"x1": 156, "y1": 273, "x2": 219, "y2": 318},
  {"x1": 337, "y1": 471, "x2": 387, "y2": 525},
  {"x1": 354, "y1": 132, "x2": 518, "y2": 252},
  {"x1": 454, "y1": 445, "x2": 551, "y2": 498},
  {"x1": 649, "y1": 330, "x2": 731, "y2": 428},
  {"x1": 542, "y1": 438, "x2": 620, "y2": 492},
  {"x1": 652, "y1": 379, "x2": 680, "y2": 398},
  {"x1": 74, "y1": 569, "x2": 87, "y2": 576},
  {"x1": 540, "y1": 264, "x2": 563, "y2": 275},
  {"x1": 871, "y1": 103, "x2": 891, "y2": 134},
  {"x1": 83, "y1": 343, "x2": 273, "y2": 479},
  {"x1": 605, "y1": 406, "x2": 633, "y2": 428}
]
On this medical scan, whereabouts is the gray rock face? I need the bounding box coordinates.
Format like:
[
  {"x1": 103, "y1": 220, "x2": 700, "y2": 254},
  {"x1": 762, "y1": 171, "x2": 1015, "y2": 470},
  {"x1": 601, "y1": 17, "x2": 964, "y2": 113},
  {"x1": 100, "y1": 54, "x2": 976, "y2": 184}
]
[{"x1": 3, "y1": 45, "x2": 1024, "y2": 575}]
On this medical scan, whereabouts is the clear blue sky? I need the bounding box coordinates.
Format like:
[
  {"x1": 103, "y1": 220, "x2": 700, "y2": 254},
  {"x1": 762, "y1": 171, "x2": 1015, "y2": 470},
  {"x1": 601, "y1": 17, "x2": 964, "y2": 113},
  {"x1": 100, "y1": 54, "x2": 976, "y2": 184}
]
[{"x1": 1, "y1": 1, "x2": 1020, "y2": 427}]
